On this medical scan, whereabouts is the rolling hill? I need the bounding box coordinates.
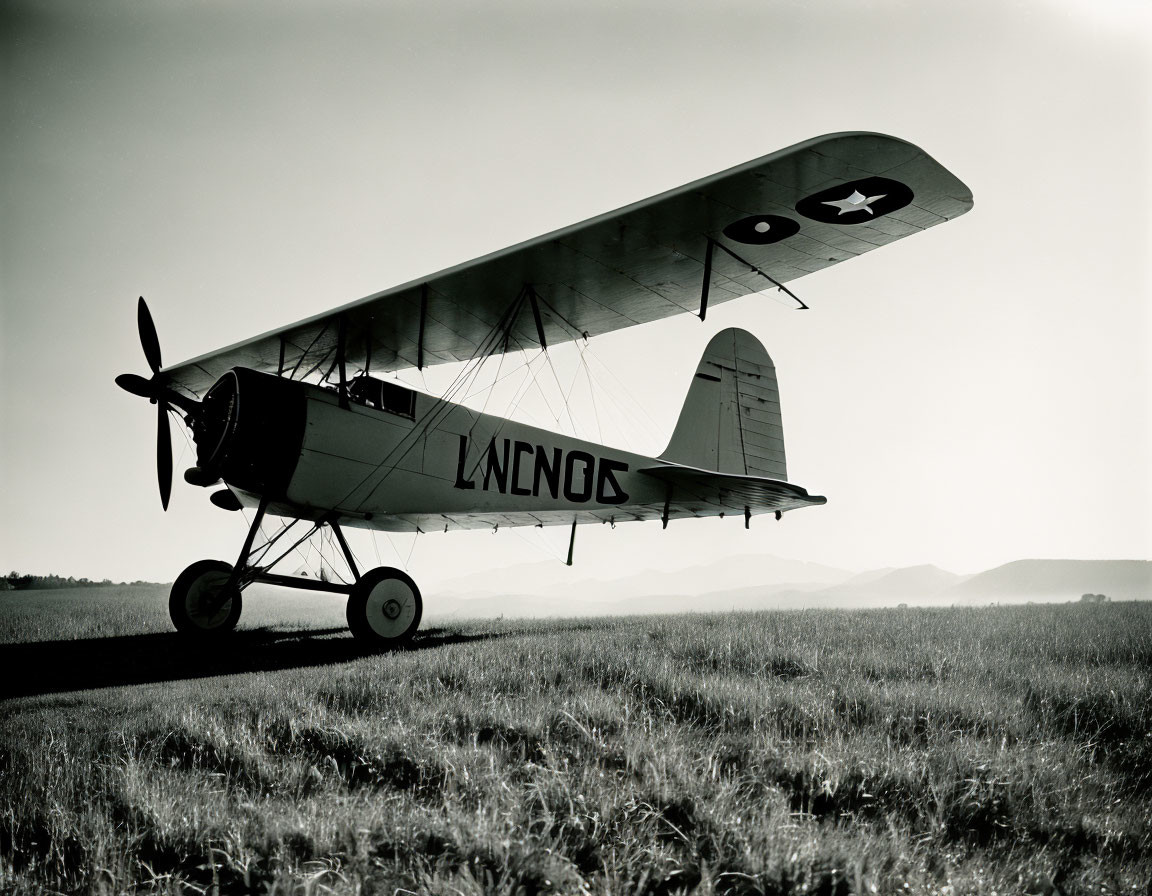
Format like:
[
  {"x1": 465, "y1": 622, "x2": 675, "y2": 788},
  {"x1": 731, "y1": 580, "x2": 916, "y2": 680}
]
[{"x1": 427, "y1": 557, "x2": 1149, "y2": 619}]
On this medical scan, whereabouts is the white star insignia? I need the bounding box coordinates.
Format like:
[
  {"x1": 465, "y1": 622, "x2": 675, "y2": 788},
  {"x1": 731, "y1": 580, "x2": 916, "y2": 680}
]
[{"x1": 822, "y1": 189, "x2": 887, "y2": 216}]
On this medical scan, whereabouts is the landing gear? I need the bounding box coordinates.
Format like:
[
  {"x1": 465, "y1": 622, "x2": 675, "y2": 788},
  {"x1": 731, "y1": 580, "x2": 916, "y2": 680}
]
[
  {"x1": 346, "y1": 567, "x2": 423, "y2": 646},
  {"x1": 167, "y1": 495, "x2": 423, "y2": 647},
  {"x1": 169, "y1": 559, "x2": 242, "y2": 636}
]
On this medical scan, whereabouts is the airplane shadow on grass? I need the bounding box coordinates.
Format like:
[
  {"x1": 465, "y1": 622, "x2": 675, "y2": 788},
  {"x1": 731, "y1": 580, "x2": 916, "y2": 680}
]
[{"x1": 0, "y1": 626, "x2": 505, "y2": 700}]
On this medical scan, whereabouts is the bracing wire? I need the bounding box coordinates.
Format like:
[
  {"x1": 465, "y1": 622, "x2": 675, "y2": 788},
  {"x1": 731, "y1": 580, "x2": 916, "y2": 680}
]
[
  {"x1": 288, "y1": 321, "x2": 330, "y2": 381},
  {"x1": 582, "y1": 355, "x2": 605, "y2": 446},
  {"x1": 502, "y1": 346, "x2": 551, "y2": 429},
  {"x1": 530, "y1": 334, "x2": 582, "y2": 439},
  {"x1": 460, "y1": 323, "x2": 596, "y2": 478},
  {"x1": 509, "y1": 525, "x2": 567, "y2": 564},
  {"x1": 351, "y1": 291, "x2": 536, "y2": 509},
  {"x1": 478, "y1": 335, "x2": 559, "y2": 447},
  {"x1": 580, "y1": 344, "x2": 665, "y2": 447},
  {"x1": 461, "y1": 349, "x2": 539, "y2": 402},
  {"x1": 168, "y1": 408, "x2": 193, "y2": 473},
  {"x1": 468, "y1": 326, "x2": 512, "y2": 430},
  {"x1": 382, "y1": 530, "x2": 405, "y2": 567},
  {"x1": 352, "y1": 293, "x2": 528, "y2": 500},
  {"x1": 524, "y1": 353, "x2": 569, "y2": 431},
  {"x1": 404, "y1": 531, "x2": 419, "y2": 571},
  {"x1": 184, "y1": 322, "x2": 653, "y2": 583},
  {"x1": 223, "y1": 283, "x2": 674, "y2": 556},
  {"x1": 581, "y1": 360, "x2": 646, "y2": 449}
]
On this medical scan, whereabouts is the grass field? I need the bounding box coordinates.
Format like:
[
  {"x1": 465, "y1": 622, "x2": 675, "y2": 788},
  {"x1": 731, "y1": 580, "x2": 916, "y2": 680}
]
[{"x1": 1, "y1": 587, "x2": 1149, "y2": 894}]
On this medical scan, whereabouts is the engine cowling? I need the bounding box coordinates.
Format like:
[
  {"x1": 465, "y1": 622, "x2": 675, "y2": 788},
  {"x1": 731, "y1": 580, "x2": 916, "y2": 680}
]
[{"x1": 193, "y1": 368, "x2": 307, "y2": 498}]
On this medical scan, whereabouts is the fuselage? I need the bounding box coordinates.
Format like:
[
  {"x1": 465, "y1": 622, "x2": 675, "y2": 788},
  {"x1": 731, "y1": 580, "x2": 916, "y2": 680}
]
[{"x1": 192, "y1": 368, "x2": 670, "y2": 532}]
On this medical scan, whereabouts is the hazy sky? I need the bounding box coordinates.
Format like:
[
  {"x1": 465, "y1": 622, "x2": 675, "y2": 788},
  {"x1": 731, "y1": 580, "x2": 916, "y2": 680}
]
[{"x1": 2, "y1": 0, "x2": 1148, "y2": 586}]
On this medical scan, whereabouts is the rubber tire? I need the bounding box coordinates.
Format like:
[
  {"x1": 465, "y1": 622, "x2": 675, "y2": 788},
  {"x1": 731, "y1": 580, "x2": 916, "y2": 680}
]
[
  {"x1": 346, "y1": 567, "x2": 422, "y2": 647},
  {"x1": 169, "y1": 559, "x2": 243, "y2": 637}
]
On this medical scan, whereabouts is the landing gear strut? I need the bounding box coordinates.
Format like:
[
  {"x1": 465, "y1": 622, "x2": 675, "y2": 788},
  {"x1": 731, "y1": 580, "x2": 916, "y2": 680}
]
[{"x1": 168, "y1": 496, "x2": 422, "y2": 647}]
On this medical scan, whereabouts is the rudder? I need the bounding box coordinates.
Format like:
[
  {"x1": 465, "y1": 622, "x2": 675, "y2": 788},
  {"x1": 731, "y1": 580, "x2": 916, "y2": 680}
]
[{"x1": 660, "y1": 328, "x2": 787, "y2": 479}]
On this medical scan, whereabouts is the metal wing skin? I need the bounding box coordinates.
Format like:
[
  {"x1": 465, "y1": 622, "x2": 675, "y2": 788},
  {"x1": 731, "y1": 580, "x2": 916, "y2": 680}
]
[{"x1": 160, "y1": 132, "x2": 973, "y2": 396}]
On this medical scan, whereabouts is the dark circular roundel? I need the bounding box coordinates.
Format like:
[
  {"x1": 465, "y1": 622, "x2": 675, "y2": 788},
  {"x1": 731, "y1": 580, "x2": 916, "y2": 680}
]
[
  {"x1": 795, "y1": 176, "x2": 914, "y2": 225},
  {"x1": 722, "y1": 214, "x2": 801, "y2": 245}
]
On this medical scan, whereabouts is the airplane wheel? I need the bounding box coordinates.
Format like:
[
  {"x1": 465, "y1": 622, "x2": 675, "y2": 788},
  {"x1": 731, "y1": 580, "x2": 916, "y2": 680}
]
[
  {"x1": 347, "y1": 567, "x2": 422, "y2": 646},
  {"x1": 169, "y1": 559, "x2": 243, "y2": 636}
]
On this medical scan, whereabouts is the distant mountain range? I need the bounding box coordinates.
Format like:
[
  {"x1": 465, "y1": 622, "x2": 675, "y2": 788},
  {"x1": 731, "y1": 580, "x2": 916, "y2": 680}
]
[{"x1": 426, "y1": 557, "x2": 1150, "y2": 620}]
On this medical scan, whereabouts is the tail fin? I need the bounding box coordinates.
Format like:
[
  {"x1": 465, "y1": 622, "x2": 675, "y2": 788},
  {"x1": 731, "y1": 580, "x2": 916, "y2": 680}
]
[{"x1": 660, "y1": 328, "x2": 787, "y2": 479}]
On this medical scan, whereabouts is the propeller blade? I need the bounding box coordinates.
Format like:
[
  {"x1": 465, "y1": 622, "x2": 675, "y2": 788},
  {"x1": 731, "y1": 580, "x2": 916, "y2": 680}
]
[
  {"x1": 138, "y1": 296, "x2": 162, "y2": 374},
  {"x1": 115, "y1": 373, "x2": 155, "y2": 398},
  {"x1": 157, "y1": 401, "x2": 172, "y2": 511}
]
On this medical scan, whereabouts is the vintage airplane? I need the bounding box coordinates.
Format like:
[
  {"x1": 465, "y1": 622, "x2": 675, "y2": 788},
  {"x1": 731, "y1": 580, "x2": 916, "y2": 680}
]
[{"x1": 116, "y1": 132, "x2": 972, "y2": 646}]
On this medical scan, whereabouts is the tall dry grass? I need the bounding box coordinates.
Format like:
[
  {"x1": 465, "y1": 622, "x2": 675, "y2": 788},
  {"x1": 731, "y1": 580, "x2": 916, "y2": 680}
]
[{"x1": 1, "y1": 590, "x2": 1149, "y2": 894}]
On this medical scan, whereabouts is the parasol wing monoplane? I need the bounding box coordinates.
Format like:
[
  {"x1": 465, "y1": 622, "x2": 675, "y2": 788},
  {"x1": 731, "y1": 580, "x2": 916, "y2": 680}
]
[{"x1": 116, "y1": 132, "x2": 972, "y2": 646}]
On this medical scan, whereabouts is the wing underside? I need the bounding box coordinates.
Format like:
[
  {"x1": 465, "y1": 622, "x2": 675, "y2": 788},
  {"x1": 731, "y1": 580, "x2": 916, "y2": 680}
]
[{"x1": 160, "y1": 132, "x2": 972, "y2": 396}]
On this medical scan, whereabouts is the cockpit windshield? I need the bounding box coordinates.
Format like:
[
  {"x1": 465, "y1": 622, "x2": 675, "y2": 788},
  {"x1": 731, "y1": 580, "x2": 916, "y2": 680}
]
[{"x1": 348, "y1": 376, "x2": 416, "y2": 419}]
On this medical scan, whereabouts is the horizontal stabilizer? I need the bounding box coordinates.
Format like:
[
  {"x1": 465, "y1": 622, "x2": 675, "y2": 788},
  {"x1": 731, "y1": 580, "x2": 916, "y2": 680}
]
[{"x1": 638, "y1": 464, "x2": 826, "y2": 517}]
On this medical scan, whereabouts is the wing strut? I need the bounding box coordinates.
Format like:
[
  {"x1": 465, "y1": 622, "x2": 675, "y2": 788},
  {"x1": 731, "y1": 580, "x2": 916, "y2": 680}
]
[
  {"x1": 527, "y1": 285, "x2": 548, "y2": 350},
  {"x1": 328, "y1": 517, "x2": 360, "y2": 580},
  {"x1": 698, "y1": 238, "x2": 715, "y2": 321},
  {"x1": 417, "y1": 283, "x2": 428, "y2": 370},
  {"x1": 713, "y1": 240, "x2": 809, "y2": 311},
  {"x1": 566, "y1": 519, "x2": 577, "y2": 566},
  {"x1": 337, "y1": 316, "x2": 349, "y2": 409}
]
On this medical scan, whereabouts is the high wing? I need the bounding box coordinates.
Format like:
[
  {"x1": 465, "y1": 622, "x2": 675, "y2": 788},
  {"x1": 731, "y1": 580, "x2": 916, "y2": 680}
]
[{"x1": 161, "y1": 132, "x2": 973, "y2": 397}]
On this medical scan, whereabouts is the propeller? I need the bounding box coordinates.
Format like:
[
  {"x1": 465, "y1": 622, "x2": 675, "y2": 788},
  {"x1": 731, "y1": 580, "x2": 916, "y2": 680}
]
[{"x1": 116, "y1": 297, "x2": 193, "y2": 511}]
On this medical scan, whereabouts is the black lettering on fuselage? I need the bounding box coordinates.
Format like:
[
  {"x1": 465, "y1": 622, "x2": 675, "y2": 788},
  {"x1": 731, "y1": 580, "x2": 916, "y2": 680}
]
[
  {"x1": 510, "y1": 441, "x2": 533, "y2": 496},
  {"x1": 483, "y1": 438, "x2": 509, "y2": 492},
  {"x1": 452, "y1": 435, "x2": 630, "y2": 504},
  {"x1": 563, "y1": 451, "x2": 595, "y2": 502},
  {"x1": 454, "y1": 434, "x2": 476, "y2": 489},
  {"x1": 533, "y1": 445, "x2": 561, "y2": 499},
  {"x1": 596, "y1": 458, "x2": 629, "y2": 505}
]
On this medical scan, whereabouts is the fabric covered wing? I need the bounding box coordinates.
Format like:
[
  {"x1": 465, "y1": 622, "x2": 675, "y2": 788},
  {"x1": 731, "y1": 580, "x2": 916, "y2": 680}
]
[{"x1": 161, "y1": 132, "x2": 972, "y2": 396}]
